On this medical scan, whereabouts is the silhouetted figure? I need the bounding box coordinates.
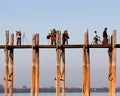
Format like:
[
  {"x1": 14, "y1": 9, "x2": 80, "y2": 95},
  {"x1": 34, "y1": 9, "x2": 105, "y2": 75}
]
[
  {"x1": 102, "y1": 28, "x2": 108, "y2": 44},
  {"x1": 16, "y1": 30, "x2": 21, "y2": 46},
  {"x1": 62, "y1": 30, "x2": 69, "y2": 45}
]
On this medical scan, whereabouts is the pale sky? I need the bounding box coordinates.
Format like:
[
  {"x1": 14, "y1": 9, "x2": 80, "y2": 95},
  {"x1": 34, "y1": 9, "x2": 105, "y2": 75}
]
[{"x1": 0, "y1": 0, "x2": 120, "y2": 88}]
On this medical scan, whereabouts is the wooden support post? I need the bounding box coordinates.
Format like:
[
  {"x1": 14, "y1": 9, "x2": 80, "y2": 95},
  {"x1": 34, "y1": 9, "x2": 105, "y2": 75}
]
[
  {"x1": 61, "y1": 48, "x2": 65, "y2": 96},
  {"x1": 108, "y1": 30, "x2": 116, "y2": 96},
  {"x1": 4, "y1": 30, "x2": 9, "y2": 96},
  {"x1": 9, "y1": 34, "x2": 14, "y2": 96},
  {"x1": 82, "y1": 31, "x2": 90, "y2": 96},
  {"x1": 108, "y1": 46, "x2": 112, "y2": 96},
  {"x1": 111, "y1": 30, "x2": 116, "y2": 96},
  {"x1": 35, "y1": 34, "x2": 39, "y2": 96},
  {"x1": 30, "y1": 35, "x2": 36, "y2": 96},
  {"x1": 56, "y1": 31, "x2": 61, "y2": 96}
]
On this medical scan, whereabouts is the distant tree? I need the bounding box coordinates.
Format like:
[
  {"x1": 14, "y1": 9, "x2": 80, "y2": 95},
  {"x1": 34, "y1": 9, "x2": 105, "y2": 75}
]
[
  {"x1": 22, "y1": 85, "x2": 28, "y2": 89},
  {"x1": 0, "y1": 84, "x2": 4, "y2": 89}
]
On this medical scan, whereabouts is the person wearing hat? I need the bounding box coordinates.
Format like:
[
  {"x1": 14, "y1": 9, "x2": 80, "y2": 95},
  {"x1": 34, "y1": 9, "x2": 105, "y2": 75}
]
[
  {"x1": 16, "y1": 30, "x2": 22, "y2": 46},
  {"x1": 62, "y1": 30, "x2": 69, "y2": 45},
  {"x1": 102, "y1": 27, "x2": 108, "y2": 44}
]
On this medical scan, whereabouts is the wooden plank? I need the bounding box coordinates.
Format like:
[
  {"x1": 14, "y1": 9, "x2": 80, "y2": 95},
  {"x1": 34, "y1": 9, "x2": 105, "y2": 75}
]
[
  {"x1": 0, "y1": 44, "x2": 114, "y2": 49},
  {"x1": 116, "y1": 44, "x2": 120, "y2": 48},
  {"x1": 1, "y1": 43, "x2": 120, "y2": 49}
]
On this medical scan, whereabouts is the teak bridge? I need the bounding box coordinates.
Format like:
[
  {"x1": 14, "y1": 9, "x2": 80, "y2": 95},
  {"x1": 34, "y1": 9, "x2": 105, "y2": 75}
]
[{"x1": 1, "y1": 30, "x2": 120, "y2": 96}]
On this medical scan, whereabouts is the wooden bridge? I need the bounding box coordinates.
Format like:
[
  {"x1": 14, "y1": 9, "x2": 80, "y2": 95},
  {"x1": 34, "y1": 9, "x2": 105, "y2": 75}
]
[{"x1": 2, "y1": 30, "x2": 120, "y2": 96}]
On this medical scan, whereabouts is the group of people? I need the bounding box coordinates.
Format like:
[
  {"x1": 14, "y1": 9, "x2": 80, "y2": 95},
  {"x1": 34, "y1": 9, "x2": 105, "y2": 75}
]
[
  {"x1": 16, "y1": 29, "x2": 70, "y2": 46},
  {"x1": 47, "y1": 27, "x2": 109, "y2": 46},
  {"x1": 16, "y1": 27, "x2": 109, "y2": 46},
  {"x1": 47, "y1": 29, "x2": 69, "y2": 45},
  {"x1": 93, "y1": 27, "x2": 108, "y2": 45}
]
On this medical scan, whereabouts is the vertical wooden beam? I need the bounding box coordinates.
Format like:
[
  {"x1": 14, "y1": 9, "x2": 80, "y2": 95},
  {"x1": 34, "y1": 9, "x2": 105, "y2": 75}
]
[
  {"x1": 108, "y1": 35, "x2": 112, "y2": 96},
  {"x1": 56, "y1": 31, "x2": 61, "y2": 96},
  {"x1": 9, "y1": 34, "x2": 14, "y2": 96},
  {"x1": 30, "y1": 35, "x2": 36, "y2": 96},
  {"x1": 108, "y1": 30, "x2": 116, "y2": 96},
  {"x1": 35, "y1": 34, "x2": 39, "y2": 96},
  {"x1": 112, "y1": 30, "x2": 116, "y2": 96},
  {"x1": 108, "y1": 47, "x2": 112, "y2": 96},
  {"x1": 4, "y1": 30, "x2": 9, "y2": 96},
  {"x1": 61, "y1": 48, "x2": 65, "y2": 96},
  {"x1": 82, "y1": 31, "x2": 90, "y2": 96},
  {"x1": 85, "y1": 31, "x2": 90, "y2": 96}
]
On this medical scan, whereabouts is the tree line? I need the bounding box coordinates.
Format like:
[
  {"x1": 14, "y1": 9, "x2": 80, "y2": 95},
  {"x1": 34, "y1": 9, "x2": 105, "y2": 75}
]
[{"x1": 0, "y1": 84, "x2": 120, "y2": 93}]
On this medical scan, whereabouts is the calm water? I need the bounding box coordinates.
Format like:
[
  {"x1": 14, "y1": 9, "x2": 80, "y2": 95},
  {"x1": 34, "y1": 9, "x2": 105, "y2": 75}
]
[{"x1": 0, "y1": 93, "x2": 120, "y2": 96}]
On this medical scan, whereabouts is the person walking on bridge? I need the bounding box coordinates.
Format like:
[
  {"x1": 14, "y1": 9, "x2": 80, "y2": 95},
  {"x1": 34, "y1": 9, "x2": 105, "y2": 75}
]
[
  {"x1": 50, "y1": 29, "x2": 56, "y2": 45},
  {"x1": 102, "y1": 27, "x2": 108, "y2": 44},
  {"x1": 16, "y1": 30, "x2": 22, "y2": 46},
  {"x1": 62, "y1": 30, "x2": 69, "y2": 45}
]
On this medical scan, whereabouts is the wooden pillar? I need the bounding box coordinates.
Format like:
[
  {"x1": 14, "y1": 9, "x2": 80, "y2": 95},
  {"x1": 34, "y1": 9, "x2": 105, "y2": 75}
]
[
  {"x1": 56, "y1": 31, "x2": 61, "y2": 96},
  {"x1": 82, "y1": 31, "x2": 90, "y2": 96},
  {"x1": 4, "y1": 30, "x2": 9, "y2": 96},
  {"x1": 111, "y1": 30, "x2": 116, "y2": 96},
  {"x1": 108, "y1": 30, "x2": 116, "y2": 96},
  {"x1": 35, "y1": 34, "x2": 39, "y2": 96},
  {"x1": 61, "y1": 48, "x2": 65, "y2": 96},
  {"x1": 30, "y1": 35, "x2": 36, "y2": 96},
  {"x1": 9, "y1": 34, "x2": 14, "y2": 96}
]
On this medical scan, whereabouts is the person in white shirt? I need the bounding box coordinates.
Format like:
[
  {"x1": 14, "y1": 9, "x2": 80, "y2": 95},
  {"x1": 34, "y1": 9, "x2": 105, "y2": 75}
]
[{"x1": 93, "y1": 31, "x2": 100, "y2": 44}]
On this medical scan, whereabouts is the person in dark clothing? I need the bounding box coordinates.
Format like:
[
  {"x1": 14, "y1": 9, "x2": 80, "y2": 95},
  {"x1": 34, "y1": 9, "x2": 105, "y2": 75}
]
[
  {"x1": 102, "y1": 28, "x2": 108, "y2": 44},
  {"x1": 62, "y1": 30, "x2": 69, "y2": 45},
  {"x1": 16, "y1": 30, "x2": 22, "y2": 46}
]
